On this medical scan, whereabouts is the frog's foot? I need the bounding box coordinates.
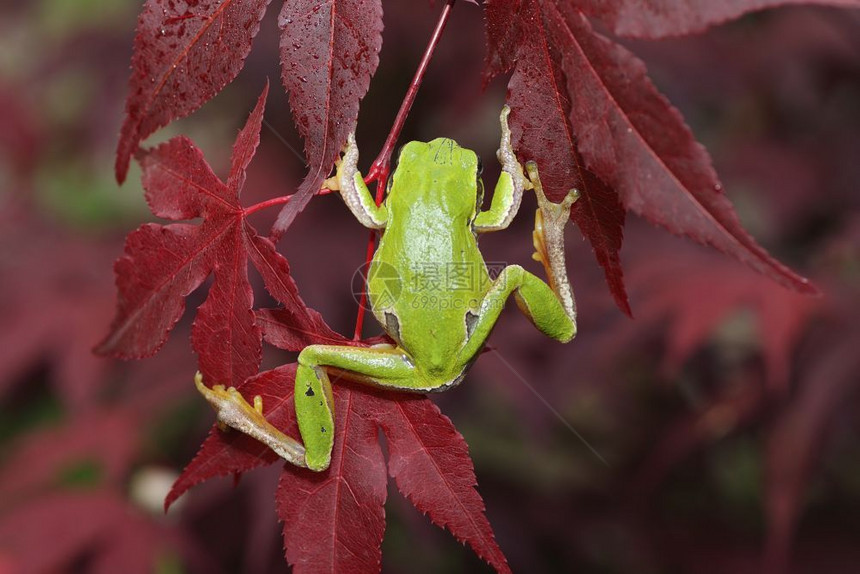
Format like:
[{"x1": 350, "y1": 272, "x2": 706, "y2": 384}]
[
  {"x1": 321, "y1": 132, "x2": 360, "y2": 192},
  {"x1": 194, "y1": 373, "x2": 307, "y2": 468},
  {"x1": 321, "y1": 155, "x2": 342, "y2": 191},
  {"x1": 525, "y1": 161, "x2": 579, "y2": 320}
]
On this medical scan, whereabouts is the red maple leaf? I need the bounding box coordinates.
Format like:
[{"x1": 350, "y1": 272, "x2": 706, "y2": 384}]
[
  {"x1": 485, "y1": 0, "x2": 821, "y2": 316},
  {"x1": 112, "y1": 79, "x2": 510, "y2": 570},
  {"x1": 575, "y1": 0, "x2": 860, "y2": 38},
  {"x1": 115, "y1": 0, "x2": 383, "y2": 242},
  {"x1": 277, "y1": 386, "x2": 389, "y2": 573},
  {"x1": 272, "y1": 0, "x2": 383, "y2": 235},
  {"x1": 115, "y1": 0, "x2": 271, "y2": 183},
  {"x1": 168, "y1": 360, "x2": 510, "y2": 572},
  {"x1": 277, "y1": 386, "x2": 511, "y2": 573},
  {"x1": 486, "y1": 0, "x2": 630, "y2": 314},
  {"x1": 365, "y1": 394, "x2": 510, "y2": 571},
  {"x1": 100, "y1": 83, "x2": 332, "y2": 389}
]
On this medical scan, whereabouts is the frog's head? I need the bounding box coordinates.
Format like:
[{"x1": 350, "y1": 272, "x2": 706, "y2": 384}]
[{"x1": 390, "y1": 138, "x2": 482, "y2": 221}]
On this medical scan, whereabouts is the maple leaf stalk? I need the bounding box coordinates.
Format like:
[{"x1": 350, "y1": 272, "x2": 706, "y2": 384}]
[
  {"x1": 244, "y1": 189, "x2": 332, "y2": 217},
  {"x1": 352, "y1": 0, "x2": 458, "y2": 339}
]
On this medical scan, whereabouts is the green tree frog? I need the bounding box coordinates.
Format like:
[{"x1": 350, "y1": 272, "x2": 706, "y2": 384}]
[{"x1": 196, "y1": 106, "x2": 579, "y2": 471}]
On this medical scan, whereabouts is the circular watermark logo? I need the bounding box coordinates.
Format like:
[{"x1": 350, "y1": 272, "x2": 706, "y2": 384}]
[{"x1": 351, "y1": 260, "x2": 402, "y2": 311}]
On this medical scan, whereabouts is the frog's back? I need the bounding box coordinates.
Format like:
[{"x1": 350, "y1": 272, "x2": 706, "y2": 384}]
[{"x1": 368, "y1": 138, "x2": 490, "y2": 378}]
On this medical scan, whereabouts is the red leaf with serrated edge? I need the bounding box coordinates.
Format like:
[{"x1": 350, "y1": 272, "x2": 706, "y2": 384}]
[
  {"x1": 277, "y1": 387, "x2": 387, "y2": 574},
  {"x1": 192, "y1": 233, "x2": 261, "y2": 388},
  {"x1": 166, "y1": 364, "x2": 298, "y2": 510},
  {"x1": 190, "y1": 87, "x2": 268, "y2": 385},
  {"x1": 570, "y1": 172, "x2": 629, "y2": 314},
  {"x1": 115, "y1": 0, "x2": 272, "y2": 183},
  {"x1": 576, "y1": 0, "x2": 860, "y2": 39},
  {"x1": 492, "y1": 0, "x2": 630, "y2": 314},
  {"x1": 257, "y1": 308, "x2": 350, "y2": 351},
  {"x1": 485, "y1": 1, "x2": 816, "y2": 313},
  {"x1": 550, "y1": 6, "x2": 814, "y2": 293},
  {"x1": 101, "y1": 86, "x2": 267, "y2": 358},
  {"x1": 97, "y1": 220, "x2": 215, "y2": 359},
  {"x1": 271, "y1": 0, "x2": 383, "y2": 235},
  {"x1": 366, "y1": 394, "x2": 511, "y2": 574},
  {"x1": 246, "y1": 233, "x2": 349, "y2": 350},
  {"x1": 102, "y1": 85, "x2": 333, "y2": 389},
  {"x1": 173, "y1": 354, "x2": 506, "y2": 569}
]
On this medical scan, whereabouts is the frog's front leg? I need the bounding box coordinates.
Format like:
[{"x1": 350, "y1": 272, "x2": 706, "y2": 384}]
[
  {"x1": 473, "y1": 106, "x2": 532, "y2": 232},
  {"x1": 323, "y1": 132, "x2": 388, "y2": 229}
]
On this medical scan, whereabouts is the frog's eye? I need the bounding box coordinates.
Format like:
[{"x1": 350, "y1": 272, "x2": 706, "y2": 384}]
[{"x1": 475, "y1": 155, "x2": 483, "y2": 176}]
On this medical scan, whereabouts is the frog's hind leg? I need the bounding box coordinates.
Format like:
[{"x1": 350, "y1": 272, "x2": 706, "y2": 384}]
[
  {"x1": 295, "y1": 344, "x2": 446, "y2": 471},
  {"x1": 457, "y1": 264, "x2": 577, "y2": 364},
  {"x1": 461, "y1": 161, "x2": 580, "y2": 361},
  {"x1": 197, "y1": 344, "x2": 449, "y2": 472},
  {"x1": 195, "y1": 373, "x2": 308, "y2": 468}
]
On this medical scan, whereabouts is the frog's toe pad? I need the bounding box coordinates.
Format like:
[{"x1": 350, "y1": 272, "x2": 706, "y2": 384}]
[
  {"x1": 538, "y1": 189, "x2": 579, "y2": 219},
  {"x1": 305, "y1": 449, "x2": 332, "y2": 472},
  {"x1": 294, "y1": 365, "x2": 335, "y2": 472}
]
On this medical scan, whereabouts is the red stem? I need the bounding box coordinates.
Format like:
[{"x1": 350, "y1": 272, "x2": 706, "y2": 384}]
[
  {"x1": 245, "y1": 189, "x2": 333, "y2": 216},
  {"x1": 244, "y1": 195, "x2": 292, "y2": 216},
  {"x1": 352, "y1": 0, "x2": 457, "y2": 340},
  {"x1": 364, "y1": 0, "x2": 457, "y2": 197}
]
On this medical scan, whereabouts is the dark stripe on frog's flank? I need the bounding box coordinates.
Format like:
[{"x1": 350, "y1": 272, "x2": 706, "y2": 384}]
[
  {"x1": 465, "y1": 310, "x2": 479, "y2": 338},
  {"x1": 384, "y1": 312, "x2": 401, "y2": 343}
]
